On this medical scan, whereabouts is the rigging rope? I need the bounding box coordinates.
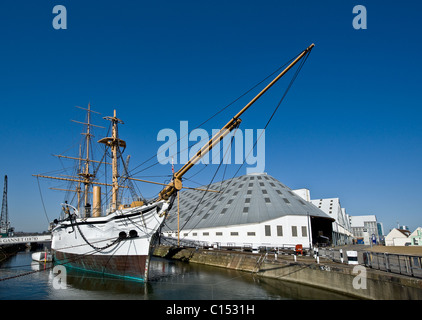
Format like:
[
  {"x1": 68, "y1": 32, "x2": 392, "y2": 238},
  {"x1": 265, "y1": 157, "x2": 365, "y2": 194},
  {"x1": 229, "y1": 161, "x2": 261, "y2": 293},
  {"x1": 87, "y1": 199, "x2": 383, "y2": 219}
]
[
  {"x1": 176, "y1": 48, "x2": 313, "y2": 239},
  {"x1": 36, "y1": 177, "x2": 50, "y2": 224},
  {"x1": 176, "y1": 125, "x2": 241, "y2": 234},
  {"x1": 70, "y1": 214, "x2": 122, "y2": 252},
  {"x1": 127, "y1": 52, "x2": 302, "y2": 178}
]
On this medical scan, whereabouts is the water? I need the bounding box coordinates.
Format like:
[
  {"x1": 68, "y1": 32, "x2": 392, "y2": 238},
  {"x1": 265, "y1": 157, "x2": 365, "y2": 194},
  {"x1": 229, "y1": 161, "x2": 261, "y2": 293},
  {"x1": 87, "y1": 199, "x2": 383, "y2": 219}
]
[{"x1": 0, "y1": 250, "x2": 354, "y2": 300}]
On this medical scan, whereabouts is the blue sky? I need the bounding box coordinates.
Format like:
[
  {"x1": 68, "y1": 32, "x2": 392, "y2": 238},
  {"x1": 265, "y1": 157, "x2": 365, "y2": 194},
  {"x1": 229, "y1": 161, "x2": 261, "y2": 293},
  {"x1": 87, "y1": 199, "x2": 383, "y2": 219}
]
[{"x1": 0, "y1": 0, "x2": 421, "y2": 233}]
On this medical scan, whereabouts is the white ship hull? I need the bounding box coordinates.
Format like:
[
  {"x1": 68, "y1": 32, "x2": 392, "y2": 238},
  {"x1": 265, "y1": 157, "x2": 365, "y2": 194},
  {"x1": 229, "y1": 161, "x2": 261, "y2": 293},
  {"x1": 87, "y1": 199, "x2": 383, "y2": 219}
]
[{"x1": 51, "y1": 200, "x2": 169, "y2": 281}]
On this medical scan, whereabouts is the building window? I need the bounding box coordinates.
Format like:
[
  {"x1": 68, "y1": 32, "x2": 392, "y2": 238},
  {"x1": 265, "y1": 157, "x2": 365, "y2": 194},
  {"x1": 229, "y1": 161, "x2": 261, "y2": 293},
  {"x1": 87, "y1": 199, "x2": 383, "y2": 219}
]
[
  {"x1": 292, "y1": 226, "x2": 298, "y2": 237},
  {"x1": 183, "y1": 233, "x2": 188, "y2": 236},
  {"x1": 216, "y1": 232, "x2": 223, "y2": 236},
  {"x1": 265, "y1": 225, "x2": 271, "y2": 236},
  {"x1": 243, "y1": 207, "x2": 249, "y2": 213},
  {"x1": 203, "y1": 232, "x2": 209, "y2": 236},
  {"x1": 193, "y1": 233, "x2": 197, "y2": 236},
  {"x1": 231, "y1": 232, "x2": 239, "y2": 236},
  {"x1": 245, "y1": 198, "x2": 251, "y2": 203},
  {"x1": 277, "y1": 226, "x2": 283, "y2": 236},
  {"x1": 264, "y1": 198, "x2": 271, "y2": 203},
  {"x1": 301, "y1": 226, "x2": 307, "y2": 237},
  {"x1": 247, "y1": 232, "x2": 256, "y2": 236}
]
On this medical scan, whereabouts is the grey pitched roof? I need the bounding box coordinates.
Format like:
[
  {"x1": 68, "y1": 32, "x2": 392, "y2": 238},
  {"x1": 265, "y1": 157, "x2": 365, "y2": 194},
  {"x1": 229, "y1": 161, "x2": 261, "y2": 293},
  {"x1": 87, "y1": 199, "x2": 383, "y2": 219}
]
[{"x1": 163, "y1": 173, "x2": 333, "y2": 231}]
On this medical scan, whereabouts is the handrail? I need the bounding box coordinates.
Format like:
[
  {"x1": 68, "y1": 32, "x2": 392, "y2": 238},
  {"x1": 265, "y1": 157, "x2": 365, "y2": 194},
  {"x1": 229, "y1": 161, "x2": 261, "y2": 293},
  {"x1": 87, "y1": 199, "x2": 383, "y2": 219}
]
[{"x1": 363, "y1": 251, "x2": 422, "y2": 278}]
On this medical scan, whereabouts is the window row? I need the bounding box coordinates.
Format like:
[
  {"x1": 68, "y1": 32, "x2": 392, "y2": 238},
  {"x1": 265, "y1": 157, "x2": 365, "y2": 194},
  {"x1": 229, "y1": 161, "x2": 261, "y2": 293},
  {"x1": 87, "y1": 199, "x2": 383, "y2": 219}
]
[
  {"x1": 265, "y1": 225, "x2": 308, "y2": 237},
  {"x1": 180, "y1": 225, "x2": 308, "y2": 238}
]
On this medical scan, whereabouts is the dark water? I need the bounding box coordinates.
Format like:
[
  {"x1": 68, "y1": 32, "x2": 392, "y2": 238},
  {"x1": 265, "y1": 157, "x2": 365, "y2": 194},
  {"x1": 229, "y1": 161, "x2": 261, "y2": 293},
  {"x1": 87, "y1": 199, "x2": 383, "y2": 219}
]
[{"x1": 0, "y1": 251, "x2": 354, "y2": 300}]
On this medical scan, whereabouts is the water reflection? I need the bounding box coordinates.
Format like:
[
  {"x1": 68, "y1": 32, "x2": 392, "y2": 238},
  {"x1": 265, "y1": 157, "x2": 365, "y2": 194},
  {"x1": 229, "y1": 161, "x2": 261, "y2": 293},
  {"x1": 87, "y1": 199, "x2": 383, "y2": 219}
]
[{"x1": 1, "y1": 252, "x2": 355, "y2": 300}]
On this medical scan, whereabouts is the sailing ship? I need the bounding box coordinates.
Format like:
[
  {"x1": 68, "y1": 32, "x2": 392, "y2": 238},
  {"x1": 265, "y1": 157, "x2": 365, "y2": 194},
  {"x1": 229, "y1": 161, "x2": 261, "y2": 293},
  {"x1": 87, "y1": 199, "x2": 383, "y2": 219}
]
[{"x1": 34, "y1": 44, "x2": 314, "y2": 281}]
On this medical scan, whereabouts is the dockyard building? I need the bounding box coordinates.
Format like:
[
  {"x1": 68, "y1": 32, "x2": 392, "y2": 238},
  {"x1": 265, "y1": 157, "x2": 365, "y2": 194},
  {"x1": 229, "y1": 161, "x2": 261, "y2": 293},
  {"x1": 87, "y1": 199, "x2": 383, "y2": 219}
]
[
  {"x1": 308, "y1": 197, "x2": 353, "y2": 246},
  {"x1": 350, "y1": 215, "x2": 383, "y2": 245},
  {"x1": 385, "y1": 228, "x2": 411, "y2": 246},
  {"x1": 161, "y1": 173, "x2": 334, "y2": 250}
]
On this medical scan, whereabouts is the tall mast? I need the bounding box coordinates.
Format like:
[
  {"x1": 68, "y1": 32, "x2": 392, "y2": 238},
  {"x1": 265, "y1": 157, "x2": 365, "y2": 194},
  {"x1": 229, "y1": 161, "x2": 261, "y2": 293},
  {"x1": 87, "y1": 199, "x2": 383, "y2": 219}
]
[
  {"x1": 76, "y1": 103, "x2": 95, "y2": 207},
  {"x1": 77, "y1": 144, "x2": 82, "y2": 212},
  {"x1": 32, "y1": 104, "x2": 125, "y2": 216},
  {"x1": 84, "y1": 103, "x2": 92, "y2": 206},
  {"x1": 158, "y1": 43, "x2": 315, "y2": 201},
  {"x1": 0, "y1": 176, "x2": 9, "y2": 235},
  {"x1": 98, "y1": 109, "x2": 126, "y2": 213}
]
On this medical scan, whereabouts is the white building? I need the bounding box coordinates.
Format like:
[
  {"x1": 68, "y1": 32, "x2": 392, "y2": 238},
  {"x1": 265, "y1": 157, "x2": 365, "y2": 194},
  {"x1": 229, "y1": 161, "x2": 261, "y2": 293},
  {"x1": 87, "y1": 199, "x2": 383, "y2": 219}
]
[
  {"x1": 385, "y1": 228, "x2": 411, "y2": 246},
  {"x1": 309, "y1": 197, "x2": 353, "y2": 246},
  {"x1": 410, "y1": 227, "x2": 422, "y2": 246},
  {"x1": 162, "y1": 173, "x2": 334, "y2": 250},
  {"x1": 292, "y1": 190, "x2": 353, "y2": 245},
  {"x1": 350, "y1": 215, "x2": 381, "y2": 245}
]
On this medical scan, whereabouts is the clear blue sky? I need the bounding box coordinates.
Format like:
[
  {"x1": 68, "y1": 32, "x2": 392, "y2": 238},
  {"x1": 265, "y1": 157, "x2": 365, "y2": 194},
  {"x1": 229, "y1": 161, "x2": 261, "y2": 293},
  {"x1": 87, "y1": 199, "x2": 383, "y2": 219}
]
[{"x1": 0, "y1": 0, "x2": 421, "y2": 233}]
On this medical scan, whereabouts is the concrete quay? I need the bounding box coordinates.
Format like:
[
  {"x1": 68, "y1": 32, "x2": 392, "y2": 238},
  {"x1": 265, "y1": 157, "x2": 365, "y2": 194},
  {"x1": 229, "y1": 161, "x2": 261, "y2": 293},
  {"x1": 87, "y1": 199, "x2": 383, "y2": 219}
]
[{"x1": 153, "y1": 245, "x2": 422, "y2": 300}]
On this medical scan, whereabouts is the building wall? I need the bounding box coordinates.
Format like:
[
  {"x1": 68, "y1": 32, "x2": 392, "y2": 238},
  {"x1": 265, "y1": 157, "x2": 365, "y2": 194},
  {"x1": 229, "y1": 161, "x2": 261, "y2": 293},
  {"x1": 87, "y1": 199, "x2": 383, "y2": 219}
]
[
  {"x1": 410, "y1": 227, "x2": 422, "y2": 246},
  {"x1": 385, "y1": 228, "x2": 411, "y2": 246},
  {"x1": 309, "y1": 197, "x2": 353, "y2": 245},
  {"x1": 292, "y1": 189, "x2": 310, "y2": 202},
  {"x1": 165, "y1": 215, "x2": 313, "y2": 249},
  {"x1": 350, "y1": 215, "x2": 381, "y2": 245}
]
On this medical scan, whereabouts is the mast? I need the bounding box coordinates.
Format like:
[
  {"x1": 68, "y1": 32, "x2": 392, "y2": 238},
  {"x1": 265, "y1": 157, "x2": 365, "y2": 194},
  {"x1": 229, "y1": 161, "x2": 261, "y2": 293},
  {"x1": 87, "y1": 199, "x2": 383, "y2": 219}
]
[
  {"x1": 74, "y1": 103, "x2": 102, "y2": 208},
  {"x1": 0, "y1": 176, "x2": 9, "y2": 235},
  {"x1": 77, "y1": 144, "x2": 82, "y2": 212},
  {"x1": 158, "y1": 43, "x2": 315, "y2": 201},
  {"x1": 33, "y1": 104, "x2": 129, "y2": 216},
  {"x1": 98, "y1": 109, "x2": 126, "y2": 213}
]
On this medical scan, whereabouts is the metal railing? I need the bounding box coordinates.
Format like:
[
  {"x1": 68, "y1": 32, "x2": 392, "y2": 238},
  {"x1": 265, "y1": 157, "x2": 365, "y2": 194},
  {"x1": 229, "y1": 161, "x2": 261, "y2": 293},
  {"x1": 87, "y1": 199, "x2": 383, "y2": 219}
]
[
  {"x1": 363, "y1": 251, "x2": 422, "y2": 278},
  {"x1": 159, "y1": 237, "x2": 303, "y2": 253},
  {"x1": 316, "y1": 247, "x2": 348, "y2": 263}
]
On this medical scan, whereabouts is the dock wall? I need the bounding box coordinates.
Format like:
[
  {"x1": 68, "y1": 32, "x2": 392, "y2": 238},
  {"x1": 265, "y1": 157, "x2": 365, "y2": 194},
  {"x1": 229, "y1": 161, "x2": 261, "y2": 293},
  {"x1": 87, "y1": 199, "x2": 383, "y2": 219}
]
[{"x1": 153, "y1": 245, "x2": 422, "y2": 300}]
